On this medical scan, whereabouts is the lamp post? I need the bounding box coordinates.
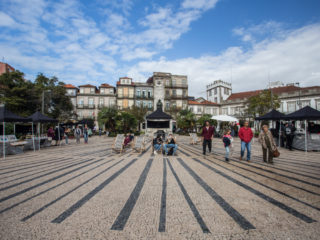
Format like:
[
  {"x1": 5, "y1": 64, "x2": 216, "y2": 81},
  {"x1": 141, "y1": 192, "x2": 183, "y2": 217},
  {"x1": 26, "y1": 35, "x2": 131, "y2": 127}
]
[{"x1": 295, "y1": 82, "x2": 301, "y2": 109}]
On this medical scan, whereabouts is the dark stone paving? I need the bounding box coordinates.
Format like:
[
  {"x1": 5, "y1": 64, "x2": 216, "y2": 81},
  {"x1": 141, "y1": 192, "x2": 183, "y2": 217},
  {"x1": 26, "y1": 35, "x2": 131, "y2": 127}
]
[{"x1": 0, "y1": 136, "x2": 319, "y2": 239}]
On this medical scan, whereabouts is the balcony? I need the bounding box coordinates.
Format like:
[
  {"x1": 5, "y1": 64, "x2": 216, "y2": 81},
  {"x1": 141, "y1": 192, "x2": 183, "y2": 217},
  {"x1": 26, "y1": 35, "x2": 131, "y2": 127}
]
[
  {"x1": 76, "y1": 104, "x2": 95, "y2": 109},
  {"x1": 165, "y1": 95, "x2": 188, "y2": 100},
  {"x1": 135, "y1": 95, "x2": 153, "y2": 99}
]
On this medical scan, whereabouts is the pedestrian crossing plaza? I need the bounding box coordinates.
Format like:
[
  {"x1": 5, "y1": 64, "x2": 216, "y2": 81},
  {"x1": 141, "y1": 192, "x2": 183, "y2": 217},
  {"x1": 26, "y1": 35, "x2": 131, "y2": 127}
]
[{"x1": 0, "y1": 136, "x2": 319, "y2": 239}]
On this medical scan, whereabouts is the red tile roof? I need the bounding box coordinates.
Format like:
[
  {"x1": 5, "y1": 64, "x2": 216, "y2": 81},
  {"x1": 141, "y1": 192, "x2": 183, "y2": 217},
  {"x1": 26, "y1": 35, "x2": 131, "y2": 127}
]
[
  {"x1": 188, "y1": 100, "x2": 218, "y2": 106},
  {"x1": 100, "y1": 83, "x2": 114, "y2": 88},
  {"x1": 78, "y1": 84, "x2": 96, "y2": 87},
  {"x1": 64, "y1": 84, "x2": 77, "y2": 89},
  {"x1": 226, "y1": 85, "x2": 302, "y2": 101}
]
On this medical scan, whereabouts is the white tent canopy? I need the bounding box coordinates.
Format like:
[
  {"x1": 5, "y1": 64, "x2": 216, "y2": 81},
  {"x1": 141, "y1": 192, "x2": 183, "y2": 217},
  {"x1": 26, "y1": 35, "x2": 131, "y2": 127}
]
[{"x1": 211, "y1": 115, "x2": 239, "y2": 122}]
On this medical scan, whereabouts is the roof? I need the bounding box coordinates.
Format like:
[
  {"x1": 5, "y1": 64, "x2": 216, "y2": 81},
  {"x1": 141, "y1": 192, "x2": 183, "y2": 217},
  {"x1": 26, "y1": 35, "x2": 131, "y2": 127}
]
[
  {"x1": 100, "y1": 83, "x2": 114, "y2": 88},
  {"x1": 64, "y1": 84, "x2": 78, "y2": 89},
  {"x1": 146, "y1": 108, "x2": 172, "y2": 120},
  {"x1": 0, "y1": 106, "x2": 31, "y2": 122},
  {"x1": 284, "y1": 106, "x2": 320, "y2": 120},
  {"x1": 146, "y1": 77, "x2": 153, "y2": 84},
  {"x1": 226, "y1": 85, "x2": 301, "y2": 101},
  {"x1": 255, "y1": 109, "x2": 285, "y2": 120},
  {"x1": 78, "y1": 84, "x2": 96, "y2": 88},
  {"x1": 28, "y1": 111, "x2": 58, "y2": 123},
  {"x1": 188, "y1": 100, "x2": 218, "y2": 106}
]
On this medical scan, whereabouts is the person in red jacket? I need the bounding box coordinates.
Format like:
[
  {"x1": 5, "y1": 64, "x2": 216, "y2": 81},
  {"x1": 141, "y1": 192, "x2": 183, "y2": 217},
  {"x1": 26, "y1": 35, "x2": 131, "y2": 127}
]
[
  {"x1": 201, "y1": 121, "x2": 215, "y2": 155},
  {"x1": 238, "y1": 121, "x2": 253, "y2": 162}
]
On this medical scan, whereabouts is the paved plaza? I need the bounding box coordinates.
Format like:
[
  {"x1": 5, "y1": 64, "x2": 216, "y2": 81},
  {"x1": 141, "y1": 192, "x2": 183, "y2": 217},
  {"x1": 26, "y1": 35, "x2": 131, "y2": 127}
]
[{"x1": 0, "y1": 136, "x2": 319, "y2": 240}]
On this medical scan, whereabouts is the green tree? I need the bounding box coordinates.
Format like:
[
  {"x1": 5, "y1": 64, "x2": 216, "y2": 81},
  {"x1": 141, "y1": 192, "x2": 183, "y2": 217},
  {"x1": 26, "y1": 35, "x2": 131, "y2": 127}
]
[
  {"x1": 197, "y1": 114, "x2": 217, "y2": 127},
  {"x1": 0, "y1": 71, "x2": 73, "y2": 120},
  {"x1": 126, "y1": 105, "x2": 149, "y2": 131},
  {"x1": 98, "y1": 107, "x2": 118, "y2": 132},
  {"x1": 115, "y1": 112, "x2": 137, "y2": 133},
  {"x1": 177, "y1": 109, "x2": 196, "y2": 131},
  {"x1": 247, "y1": 90, "x2": 281, "y2": 118},
  {"x1": 167, "y1": 106, "x2": 181, "y2": 119}
]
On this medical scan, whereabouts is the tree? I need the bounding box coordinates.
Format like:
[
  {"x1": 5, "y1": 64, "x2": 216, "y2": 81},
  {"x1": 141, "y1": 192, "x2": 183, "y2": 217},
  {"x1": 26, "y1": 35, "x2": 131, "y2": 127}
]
[
  {"x1": 0, "y1": 71, "x2": 73, "y2": 120},
  {"x1": 126, "y1": 105, "x2": 149, "y2": 131},
  {"x1": 115, "y1": 112, "x2": 137, "y2": 133},
  {"x1": 197, "y1": 114, "x2": 217, "y2": 127},
  {"x1": 98, "y1": 107, "x2": 118, "y2": 132},
  {"x1": 167, "y1": 106, "x2": 181, "y2": 119},
  {"x1": 247, "y1": 90, "x2": 281, "y2": 118},
  {"x1": 177, "y1": 109, "x2": 196, "y2": 131}
]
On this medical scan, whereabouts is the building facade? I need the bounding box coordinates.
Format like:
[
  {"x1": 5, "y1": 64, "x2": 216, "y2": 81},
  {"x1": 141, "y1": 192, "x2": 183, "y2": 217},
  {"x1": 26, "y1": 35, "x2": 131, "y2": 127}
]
[
  {"x1": 0, "y1": 62, "x2": 15, "y2": 75},
  {"x1": 206, "y1": 80, "x2": 320, "y2": 118},
  {"x1": 188, "y1": 99, "x2": 219, "y2": 119}
]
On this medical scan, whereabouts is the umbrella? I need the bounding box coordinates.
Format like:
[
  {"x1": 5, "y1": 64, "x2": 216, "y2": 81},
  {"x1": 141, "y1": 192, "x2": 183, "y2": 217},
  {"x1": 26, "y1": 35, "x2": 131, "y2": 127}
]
[
  {"x1": 28, "y1": 111, "x2": 58, "y2": 150},
  {"x1": 211, "y1": 115, "x2": 239, "y2": 122},
  {"x1": 0, "y1": 106, "x2": 32, "y2": 158}
]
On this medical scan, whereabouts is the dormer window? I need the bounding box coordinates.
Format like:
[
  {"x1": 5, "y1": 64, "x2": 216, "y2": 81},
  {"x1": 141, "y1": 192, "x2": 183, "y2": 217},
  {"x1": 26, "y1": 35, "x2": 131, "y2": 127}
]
[
  {"x1": 80, "y1": 88, "x2": 84, "y2": 93},
  {"x1": 90, "y1": 88, "x2": 95, "y2": 94},
  {"x1": 109, "y1": 88, "x2": 114, "y2": 94},
  {"x1": 100, "y1": 88, "x2": 105, "y2": 94}
]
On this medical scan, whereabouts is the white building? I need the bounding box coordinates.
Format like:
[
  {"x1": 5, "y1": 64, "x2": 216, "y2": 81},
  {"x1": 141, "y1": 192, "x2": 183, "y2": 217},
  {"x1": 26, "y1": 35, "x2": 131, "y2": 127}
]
[{"x1": 206, "y1": 80, "x2": 232, "y2": 103}]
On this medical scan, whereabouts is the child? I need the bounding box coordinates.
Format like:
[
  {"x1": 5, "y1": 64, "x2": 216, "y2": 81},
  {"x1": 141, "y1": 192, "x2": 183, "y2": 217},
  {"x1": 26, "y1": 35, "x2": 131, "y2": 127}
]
[{"x1": 223, "y1": 129, "x2": 233, "y2": 162}]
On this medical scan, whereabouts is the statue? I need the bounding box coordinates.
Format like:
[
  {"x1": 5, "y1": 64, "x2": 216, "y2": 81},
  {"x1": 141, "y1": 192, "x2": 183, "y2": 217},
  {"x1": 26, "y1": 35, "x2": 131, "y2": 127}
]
[{"x1": 157, "y1": 99, "x2": 163, "y2": 110}]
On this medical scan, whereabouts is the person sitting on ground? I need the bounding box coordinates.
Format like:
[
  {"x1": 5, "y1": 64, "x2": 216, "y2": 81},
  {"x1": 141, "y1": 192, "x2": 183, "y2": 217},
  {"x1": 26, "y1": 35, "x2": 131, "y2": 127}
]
[
  {"x1": 222, "y1": 129, "x2": 233, "y2": 162},
  {"x1": 258, "y1": 125, "x2": 277, "y2": 164},
  {"x1": 164, "y1": 134, "x2": 178, "y2": 156},
  {"x1": 153, "y1": 134, "x2": 163, "y2": 155}
]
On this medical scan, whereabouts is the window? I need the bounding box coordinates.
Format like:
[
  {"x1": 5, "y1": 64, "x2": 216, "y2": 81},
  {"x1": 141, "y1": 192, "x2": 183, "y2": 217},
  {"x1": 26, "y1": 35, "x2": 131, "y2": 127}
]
[
  {"x1": 109, "y1": 88, "x2": 113, "y2": 94},
  {"x1": 142, "y1": 90, "x2": 146, "y2": 97},
  {"x1": 118, "y1": 88, "x2": 123, "y2": 97},
  {"x1": 80, "y1": 88, "x2": 84, "y2": 94},
  {"x1": 165, "y1": 90, "x2": 170, "y2": 96},
  {"x1": 166, "y1": 80, "x2": 170, "y2": 86},
  {"x1": 222, "y1": 108, "x2": 228, "y2": 115},
  {"x1": 166, "y1": 102, "x2": 170, "y2": 109},
  {"x1": 197, "y1": 107, "x2": 202, "y2": 113},
  {"x1": 182, "y1": 103, "x2": 187, "y2": 109},
  {"x1": 172, "y1": 79, "x2": 176, "y2": 86},
  {"x1": 148, "y1": 101, "x2": 152, "y2": 109},
  {"x1": 172, "y1": 89, "x2": 176, "y2": 96},
  {"x1": 123, "y1": 87, "x2": 128, "y2": 97},
  {"x1": 224, "y1": 88, "x2": 229, "y2": 95},
  {"x1": 287, "y1": 101, "x2": 296, "y2": 112},
  {"x1": 137, "y1": 90, "x2": 141, "y2": 97},
  {"x1": 209, "y1": 90, "x2": 212, "y2": 96},
  {"x1": 78, "y1": 98, "x2": 84, "y2": 105},
  {"x1": 205, "y1": 108, "x2": 211, "y2": 114},
  {"x1": 100, "y1": 88, "x2": 105, "y2": 94},
  {"x1": 214, "y1": 88, "x2": 217, "y2": 94},
  {"x1": 183, "y1": 90, "x2": 187, "y2": 97},
  {"x1": 99, "y1": 98, "x2": 104, "y2": 105},
  {"x1": 316, "y1": 100, "x2": 320, "y2": 110},
  {"x1": 89, "y1": 98, "x2": 94, "y2": 107},
  {"x1": 148, "y1": 90, "x2": 152, "y2": 98},
  {"x1": 143, "y1": 101, "x2": 147, "y2": 107},
  {"x1": 123, "y1": 99, "x2": 128, "y2": 108},
  {"x1": 182, "y1": 79, "x2": 187, "y2": 86},
  {"x1": 212, "y1": 108, "x2": 218, "y2": 115},
  {"x1": 77, "y1": 110, "x2": 82, "y2": 117},
  {"x1": 189, "y1": 107, "x2": 193, "y2": 112},
  {"x1": 301, "y1": 100, "x2": 310, "y2": 107},
  {"x1": 90, "y1": 88, "x2": 95, "y2": 94},
  {"x1": 136, "y1": 100, "x2": 141, "y2": 106}
]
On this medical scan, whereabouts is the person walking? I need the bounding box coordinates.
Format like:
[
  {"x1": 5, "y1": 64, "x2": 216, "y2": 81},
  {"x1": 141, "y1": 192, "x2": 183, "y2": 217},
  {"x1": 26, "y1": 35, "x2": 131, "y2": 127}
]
[
  {"x1": 285, "y1": 122, "x2": 296, "y2": 151},
  {"x1": 83, "y1": 124, "x2": 89, "y2": 144},
  {"x1": 238, "y1": 121, "x2": 253, "y2": 162},
  {"x1": 201, "y1": 121, "x2": 215, "y2": 156},
  {"x1": 258, "y1": 125, "x2": 277, "y2": 164},
  {"x1": 223, "y1": 129, "x2": 233, "y2": 162},
  {"x1": 74, "y1": 125, "x2": 81, "y2": 144},
  {"x1": 64, "y1": 127, "x2": 70, "y2": 145}
]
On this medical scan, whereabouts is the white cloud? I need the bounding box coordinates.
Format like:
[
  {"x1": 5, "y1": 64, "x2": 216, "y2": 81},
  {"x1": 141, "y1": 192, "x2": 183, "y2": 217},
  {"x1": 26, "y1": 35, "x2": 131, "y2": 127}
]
[
  {"x1": 128, "y1": 23, "x2": 320, "y2": 97},
  {"x1": 0, "y1": 12, "x2": 16, "y2": 27},
  {"x1": 182, "y1": 0, "x2": 219, "y2": 10}
]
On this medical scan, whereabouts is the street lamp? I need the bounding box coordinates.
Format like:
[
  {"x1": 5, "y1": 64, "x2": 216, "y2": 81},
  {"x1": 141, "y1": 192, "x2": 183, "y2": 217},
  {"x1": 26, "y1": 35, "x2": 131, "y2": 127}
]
[{"x1": 295, "y1": 82, "x2": 301, "y2": 109}]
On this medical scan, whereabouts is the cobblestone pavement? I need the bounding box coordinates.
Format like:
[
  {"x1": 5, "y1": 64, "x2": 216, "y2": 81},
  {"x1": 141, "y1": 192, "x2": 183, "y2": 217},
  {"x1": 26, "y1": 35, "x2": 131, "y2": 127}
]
[{"x1": 0, "y1": 136, "x2": 319, "y2": 240}]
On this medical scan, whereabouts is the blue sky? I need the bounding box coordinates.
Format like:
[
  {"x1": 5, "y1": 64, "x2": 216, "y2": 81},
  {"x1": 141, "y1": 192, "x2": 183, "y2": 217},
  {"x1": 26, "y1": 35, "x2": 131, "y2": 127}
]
[{"x1": 0, "y1": 0, "x2": 320, "y2": 97}]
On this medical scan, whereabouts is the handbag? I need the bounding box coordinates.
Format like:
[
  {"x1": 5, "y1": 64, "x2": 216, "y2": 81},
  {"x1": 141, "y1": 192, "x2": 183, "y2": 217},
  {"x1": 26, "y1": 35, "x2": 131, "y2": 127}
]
[{"x1": 273, "y1": 148, "x2": 280, "y2": 158}]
